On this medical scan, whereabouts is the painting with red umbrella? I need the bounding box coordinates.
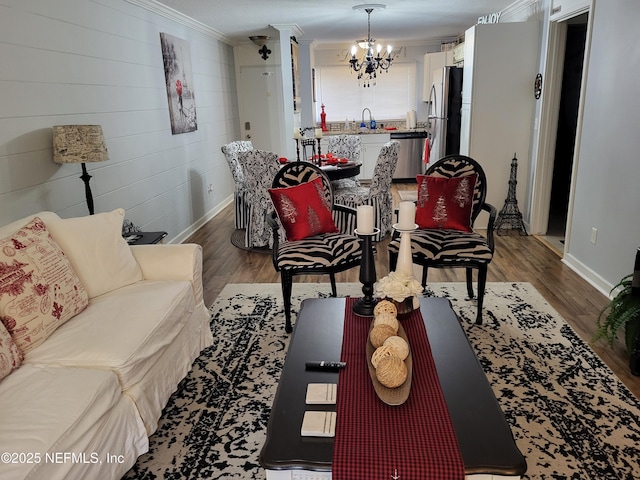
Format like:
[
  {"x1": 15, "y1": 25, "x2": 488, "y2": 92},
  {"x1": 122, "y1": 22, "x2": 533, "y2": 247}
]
[{"x1": 160, "y1": 33, "x2": 198, "y2": 134}]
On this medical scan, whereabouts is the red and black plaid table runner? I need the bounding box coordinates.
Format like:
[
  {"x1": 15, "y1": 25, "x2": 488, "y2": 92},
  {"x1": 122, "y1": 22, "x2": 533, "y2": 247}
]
[{"x1": 333, "y1": 297, "x2": 465, "y2": 480}]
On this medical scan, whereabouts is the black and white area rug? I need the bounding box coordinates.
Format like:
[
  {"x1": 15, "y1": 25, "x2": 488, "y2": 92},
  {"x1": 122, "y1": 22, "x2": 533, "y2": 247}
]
[{"x1": 124, "y1": 282, "x2": 640, "y2": 479}]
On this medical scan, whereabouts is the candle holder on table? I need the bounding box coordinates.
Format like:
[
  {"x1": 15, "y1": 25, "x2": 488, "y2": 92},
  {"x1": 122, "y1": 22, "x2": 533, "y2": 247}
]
[
  {"x1": 352, "y1": 228, "x2": 380, "y2": 316},
  {"x1": 294, "y1": 127, "x2": 323, "y2": 163},
  {"x1": 392, "y1": 222, "x2": 418, "y2": 278}
]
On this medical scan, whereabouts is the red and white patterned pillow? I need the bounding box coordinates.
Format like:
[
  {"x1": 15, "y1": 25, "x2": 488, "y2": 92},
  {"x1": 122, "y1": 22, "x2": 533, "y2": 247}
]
[
  {"x1": 415, "y1": 174, "x2": 478, "y2": 232},
  {"x1": 269, "y1": 176, "x2": 338, "y2": 241},
  {"x1": 0, "y1": 322, "x2": 22, "y2": 380},
  {"x1": 0, "y1": 217, "x2": 89, "y2": 354}
]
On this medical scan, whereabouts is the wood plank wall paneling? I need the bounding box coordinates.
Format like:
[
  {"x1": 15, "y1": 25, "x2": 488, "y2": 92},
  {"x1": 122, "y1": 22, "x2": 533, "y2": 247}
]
[
  {"x1": 0, "y1": 0, "x2": 239, "y2": 237},
  {"x1": 187, "y1": 183, "x2": 640, "y2": 399}
]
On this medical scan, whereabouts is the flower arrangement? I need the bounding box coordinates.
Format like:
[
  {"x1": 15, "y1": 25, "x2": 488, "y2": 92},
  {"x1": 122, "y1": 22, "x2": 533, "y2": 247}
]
[{"x1": 374, "y1": 271, "x2": 423, "y2": 303}]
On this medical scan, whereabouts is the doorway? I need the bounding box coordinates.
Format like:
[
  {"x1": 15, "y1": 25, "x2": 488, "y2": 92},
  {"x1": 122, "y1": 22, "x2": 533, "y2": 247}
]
[
  {"x1": 533, "y1": 11, "x2": 589, "y2": 256},
  {"x1": 544, "y1": 15, "x2": 588, "y2": 253}
]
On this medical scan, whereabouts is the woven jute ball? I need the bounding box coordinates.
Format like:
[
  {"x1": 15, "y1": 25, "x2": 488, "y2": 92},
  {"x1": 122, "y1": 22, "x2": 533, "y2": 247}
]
[
  {"x1": 369, "y1": 324, "x2": 396, "y2": 348},
  {"x1": 383, "y1": 335, "x2": 410, "y2": 361},
  {"x1": 373, "y1": 312, "x2": 399, "y2": 333},
  {"x1": 371, "y1": 345, "x2": 396, "y2": 368},
  {"x1": 374, "y1": 299, "x2": 397, "y2": 318},
  {"x1": 375, "y1": 355, "x2": 408, "y2": 388}
]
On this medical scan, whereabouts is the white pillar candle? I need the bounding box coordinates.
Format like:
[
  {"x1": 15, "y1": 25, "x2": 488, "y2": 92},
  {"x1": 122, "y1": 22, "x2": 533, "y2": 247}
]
[
  {"x1": 397, "y1": 201, "x2": 416, "y2": 230},
  {"x1": 356, "y1": 205, "x2": 374, "y2": 234},
  {"x1": 293, "y1": 128, "x2": 302, "y2": 139},
  {"x1": 314, "y1": 128, "x2": 323, "y2": 139}
]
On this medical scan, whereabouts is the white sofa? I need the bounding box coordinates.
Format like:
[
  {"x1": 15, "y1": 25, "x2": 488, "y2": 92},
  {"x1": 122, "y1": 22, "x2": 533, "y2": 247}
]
[{"x1": 0, "y1": 209, "x2": 213, "y2": 480}]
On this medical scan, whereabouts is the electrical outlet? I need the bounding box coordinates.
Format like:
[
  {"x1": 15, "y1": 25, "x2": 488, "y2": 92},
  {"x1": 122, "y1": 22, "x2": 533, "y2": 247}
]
[
  {"x1": 590, "y1": 227, "x2": 598, "y2": 245},
  {"x1": 207, "y1": 184, "x2": 213, "y2": 194}
]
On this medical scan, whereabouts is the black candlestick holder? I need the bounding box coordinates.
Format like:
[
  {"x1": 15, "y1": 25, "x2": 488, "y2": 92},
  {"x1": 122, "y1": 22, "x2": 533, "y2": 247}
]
[{"x1": 353, "y1": 228, "x2": 380, "y2": 316}]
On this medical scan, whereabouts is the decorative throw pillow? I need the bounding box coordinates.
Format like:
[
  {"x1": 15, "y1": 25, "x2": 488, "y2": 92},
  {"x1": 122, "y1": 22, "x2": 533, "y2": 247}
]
[
  {"x1": 45, "y1": 209, "x2": 143, "y2": 299},
  {"x1": 0, "y1": 322, "x2": 22, "y2": 380},
  {"x1": 269, "y1": 176, "x2": 338, "y2": 241},
  {"x1": 415, "y1": 174, "x2": 478, "y2": 232},
  {"x1": 0, "y1": 217, "x2": 89, "y2": 354}
]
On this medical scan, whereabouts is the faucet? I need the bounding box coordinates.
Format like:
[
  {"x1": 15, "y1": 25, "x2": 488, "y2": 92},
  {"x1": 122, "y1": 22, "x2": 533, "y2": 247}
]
[{"x1": 361, "y1": 108, "x2": 373, "y2": 129}]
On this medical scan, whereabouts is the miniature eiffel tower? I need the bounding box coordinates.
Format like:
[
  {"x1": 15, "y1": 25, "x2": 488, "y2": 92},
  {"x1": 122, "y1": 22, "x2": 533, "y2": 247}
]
[{"x1": 495, "y1": 154, "x2": 528, "y2": 236}]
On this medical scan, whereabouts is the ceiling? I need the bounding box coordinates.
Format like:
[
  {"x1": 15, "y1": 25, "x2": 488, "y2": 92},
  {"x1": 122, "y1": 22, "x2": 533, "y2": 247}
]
[{"x1": 152, "y1": 0, "x2": 515, "y2": 46}]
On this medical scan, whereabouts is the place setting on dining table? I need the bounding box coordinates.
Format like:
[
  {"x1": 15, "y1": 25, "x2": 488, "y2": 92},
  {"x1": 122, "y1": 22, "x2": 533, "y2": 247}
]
[{"x1": 286, "y1": 126, "x2": 362, "y2": 181}]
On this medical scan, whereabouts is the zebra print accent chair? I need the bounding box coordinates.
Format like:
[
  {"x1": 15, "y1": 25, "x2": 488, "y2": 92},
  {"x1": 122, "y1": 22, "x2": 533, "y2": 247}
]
[
  {"x1": 267, "y1": 162, "x2": 362, "y2": 333},
  {"x1": 240, "y1": 149, "x2": 281, "y2": 249},
  {"x1": 221, "y1": 141, "x2": 253, "y2": 229},
  {"x1": 326, "y1": 135, "x2": 362, "y2": 189},
  {"x1": 333, "y1": 140, "x2": 401, "y2": 242},
  {"x1": 388, "y1": 155, "x2": 497, "y2": 324}
]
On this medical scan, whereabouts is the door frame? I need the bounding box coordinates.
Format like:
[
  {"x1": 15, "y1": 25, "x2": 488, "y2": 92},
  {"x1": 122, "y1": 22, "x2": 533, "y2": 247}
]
[{"x1": 529, "y1": 3, "x2": 593, "y2": 255}]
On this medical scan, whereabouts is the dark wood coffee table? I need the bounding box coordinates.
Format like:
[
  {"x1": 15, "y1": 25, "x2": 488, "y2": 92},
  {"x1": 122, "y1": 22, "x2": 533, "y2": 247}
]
[{"x1": 259, "y1": 297, "x2": 527, "y2": 479}]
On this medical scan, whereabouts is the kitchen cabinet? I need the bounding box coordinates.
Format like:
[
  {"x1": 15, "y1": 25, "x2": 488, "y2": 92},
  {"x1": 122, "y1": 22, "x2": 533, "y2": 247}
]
[
  {"x1": 422, "y1": 51, "x2": 455, "y2": 101},
  {"x1": 460, "y1": 21, "x2": 539, "y2": 227},
  {"x1": 452, "y1": 43, "x2": 465, "y2": 64}
]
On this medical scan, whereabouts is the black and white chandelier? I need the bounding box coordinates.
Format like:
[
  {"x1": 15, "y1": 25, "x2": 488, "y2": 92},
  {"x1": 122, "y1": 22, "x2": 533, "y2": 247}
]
[{"x1": 349, "y1": 4, "x2": 393, "y2": 87}]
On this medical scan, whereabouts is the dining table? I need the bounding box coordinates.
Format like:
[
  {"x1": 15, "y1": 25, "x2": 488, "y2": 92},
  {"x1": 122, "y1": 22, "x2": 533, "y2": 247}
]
[
  {"x1": 280, "y1": 158, "x2": 361, "y2": 182},
  {"x1": 320, "y1": 161, "x2": 361, "y2": 181}
]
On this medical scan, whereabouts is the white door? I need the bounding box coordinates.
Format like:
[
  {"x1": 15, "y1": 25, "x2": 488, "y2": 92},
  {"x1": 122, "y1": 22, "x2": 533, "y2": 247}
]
[{"x1": 238, "y1": 65, "x2": 283, "y2": 153}]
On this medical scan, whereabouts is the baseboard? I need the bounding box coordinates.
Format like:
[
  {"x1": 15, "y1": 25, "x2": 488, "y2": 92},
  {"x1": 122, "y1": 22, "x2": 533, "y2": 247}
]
[
  {"x1": 562, "y1": 252, "x2": 612, "y2": 298},
  {"x1": 170, "y1": 194, "x2": 233, "y2": 244}
]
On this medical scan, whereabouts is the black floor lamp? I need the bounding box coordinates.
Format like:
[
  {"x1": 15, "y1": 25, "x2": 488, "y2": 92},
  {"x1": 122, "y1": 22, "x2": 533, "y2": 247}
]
[{"x1": 52, "y1": 125, "x2": 109, "y2": 215}]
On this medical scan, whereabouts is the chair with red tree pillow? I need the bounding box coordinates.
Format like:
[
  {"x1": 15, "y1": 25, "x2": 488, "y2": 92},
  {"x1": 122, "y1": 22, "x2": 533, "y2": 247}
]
[
  {"x1": 267, "y1": 162, "x2": 362, "y2": 333},
  {"x1": 388, "y1": 155, "x2": 497, "y2": 324}
]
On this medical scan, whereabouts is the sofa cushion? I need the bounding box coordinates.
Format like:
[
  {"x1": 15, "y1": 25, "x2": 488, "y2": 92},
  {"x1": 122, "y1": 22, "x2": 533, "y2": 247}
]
[
  {"x1": 0, "y1": 322, "x2": 22, "y2": 380},
  {"x1": 45, "y1": 208, "x2": 143, "y2": 298},
  {"x1": 0, "y1": 365, "x2": 122, "y2": 479},
  {"x1": 0, "y1": 217, "x2": 89, "y2": 354},
  {"x1": 24, "y1": 279, "x2": 196, "y2": 391}
]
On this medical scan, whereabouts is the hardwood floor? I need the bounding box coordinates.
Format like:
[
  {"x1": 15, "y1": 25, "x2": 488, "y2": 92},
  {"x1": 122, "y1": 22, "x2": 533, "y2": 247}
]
[{"x1": 186, "y1": 183, "x2": 640, "y2": 398}]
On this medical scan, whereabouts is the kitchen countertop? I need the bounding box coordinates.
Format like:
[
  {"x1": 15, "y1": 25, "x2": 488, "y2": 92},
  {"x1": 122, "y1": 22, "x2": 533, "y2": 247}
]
[
  {"x1": 318, "y1": 119, "x2": 428, "y2": 136},
  {"x1": 322, "y1": 128, "x2": 427, "y2": 136}
]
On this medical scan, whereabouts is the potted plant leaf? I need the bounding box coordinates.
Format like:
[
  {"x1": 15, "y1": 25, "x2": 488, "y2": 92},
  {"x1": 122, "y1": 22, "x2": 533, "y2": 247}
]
[{"x1": 593, "y1": 249, "x2": 640, "y2": 375}]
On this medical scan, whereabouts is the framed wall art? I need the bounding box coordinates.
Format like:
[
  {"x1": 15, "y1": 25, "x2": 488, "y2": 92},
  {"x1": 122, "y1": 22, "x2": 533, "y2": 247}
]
[
  {"x1": 160, "y1": 33, "x2": 198, "y2": 134},
  {"x1": 291, "y1": 37, "x2": 301, "y2": 113}
]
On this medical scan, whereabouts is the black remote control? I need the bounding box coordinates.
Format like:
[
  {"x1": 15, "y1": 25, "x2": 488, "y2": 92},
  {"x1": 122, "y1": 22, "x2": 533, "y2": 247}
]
[{"x1": 305, "y1": 361, "x2": 346, "y2": 371}]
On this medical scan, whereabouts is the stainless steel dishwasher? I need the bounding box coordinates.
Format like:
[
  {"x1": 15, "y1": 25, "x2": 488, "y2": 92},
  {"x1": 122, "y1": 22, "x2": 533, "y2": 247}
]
[{"x1": 390, "y1": 131, "x2": 428, "y2": 181}]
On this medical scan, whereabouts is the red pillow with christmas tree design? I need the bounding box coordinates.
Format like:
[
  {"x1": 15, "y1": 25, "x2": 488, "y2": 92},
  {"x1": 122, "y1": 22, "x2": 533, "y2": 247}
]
[
  {"x1": 269, "y1": 176, "x2": 339, "y2": 241},
  {"x1": 415, "y1": 174, "x2": 478, "y2": 232}
]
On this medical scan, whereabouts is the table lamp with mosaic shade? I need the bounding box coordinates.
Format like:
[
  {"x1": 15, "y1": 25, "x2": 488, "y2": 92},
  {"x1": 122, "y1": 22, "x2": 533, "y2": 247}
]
[{"x1": 52, "y1": 125, "x2": 109, "y2": 215}]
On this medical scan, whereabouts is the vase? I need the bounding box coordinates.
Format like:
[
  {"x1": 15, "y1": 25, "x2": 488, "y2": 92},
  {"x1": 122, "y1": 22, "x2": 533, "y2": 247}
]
[
  {"x1": 387, "y1": 296, "x2": 416, "y2": 317},
  {"x1": 630, "y1": 333, "x2": 640, "y2": 376}
]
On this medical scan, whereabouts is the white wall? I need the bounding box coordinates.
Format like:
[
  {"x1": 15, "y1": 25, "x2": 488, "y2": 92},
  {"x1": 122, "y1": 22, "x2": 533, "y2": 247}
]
[
  {"x1": 313, "y1": 41, "x2": 450, "y2": 124},
  {"x1": 500, "y1": 0, "x2": 640, "y2": 292},
  {"x1": 0, "y1": 0, "x2": 240, "y2": 242},
  {"x1": 563, "y1": 0, "x2": 640, "y2": 289}
]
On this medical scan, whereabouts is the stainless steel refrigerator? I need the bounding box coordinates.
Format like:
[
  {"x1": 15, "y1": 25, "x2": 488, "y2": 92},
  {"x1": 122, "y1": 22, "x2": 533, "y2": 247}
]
[{"x1": 427, "y1": 66, "x2": 463, "y2": 163}]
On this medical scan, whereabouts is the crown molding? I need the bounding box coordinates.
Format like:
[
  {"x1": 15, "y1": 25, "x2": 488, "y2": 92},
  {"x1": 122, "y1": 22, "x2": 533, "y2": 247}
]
[
  {"x1": 314, "y1": 36, "x2": 459, "y2": 51},
  {"x1": 270, "y1": 24, "x2": 305, "y2": 39},
  {"x1": 125, "y1": 0, "x2": 235, "y2": 45},
  {"x1": 501, "y1": 0, "x2": 544, "y2": 21}
]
